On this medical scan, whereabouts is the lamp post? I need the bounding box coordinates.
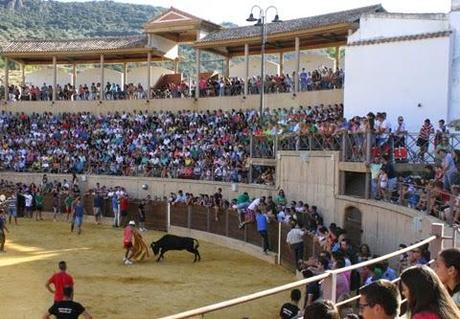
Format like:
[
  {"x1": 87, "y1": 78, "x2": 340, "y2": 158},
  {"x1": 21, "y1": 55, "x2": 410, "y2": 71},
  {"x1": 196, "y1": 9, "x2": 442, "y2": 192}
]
[{"x1": 246, "y1": 5, "x2": 281, "y2": 117}]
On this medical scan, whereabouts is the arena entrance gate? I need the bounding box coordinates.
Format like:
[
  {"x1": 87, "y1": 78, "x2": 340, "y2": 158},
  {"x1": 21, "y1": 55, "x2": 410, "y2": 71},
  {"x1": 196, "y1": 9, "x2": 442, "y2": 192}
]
[{"x1": 343, "y1": 206, "x2": 362, "y2": 248}]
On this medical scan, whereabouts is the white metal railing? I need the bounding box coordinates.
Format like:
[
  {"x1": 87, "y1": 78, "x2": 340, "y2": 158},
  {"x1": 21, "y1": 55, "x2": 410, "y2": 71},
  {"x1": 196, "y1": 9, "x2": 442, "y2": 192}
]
[{"x1": 158, "y1": 223, "x2": 449, "y2": 319}]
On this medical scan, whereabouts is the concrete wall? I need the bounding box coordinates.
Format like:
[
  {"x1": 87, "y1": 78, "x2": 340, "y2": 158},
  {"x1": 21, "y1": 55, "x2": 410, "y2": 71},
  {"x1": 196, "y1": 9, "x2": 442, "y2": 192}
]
[
  {"x1": 76, "y1": 68, "x2": 122, "y2": 87},
  {"x1": 127, "y1": 66, "x2": 174, "y2": 88},
  {"x1": 335, "y1": 196, "x2": 437, "y2": 255},
  {"x1": 277, "y1": 151, "x2": 339, "y2": 227},
  {"x1": 350, "y1": 13, "x2": 449, "y2": 41},
  {"x1": 25, "y1": 68, "x2": 72, "y2": 87},
  {"x1": 229, "y1": 58, "x2": 279, "y2": 79},
  {"x1": 283, "y1": 53, "x2": 335, "y2": 75},
  {"x1": 0, "y1": 89, "x2": 343, "y2": 114},
  {"x1": 0, "y1": 172, "x2": 275, "y2": 201}
]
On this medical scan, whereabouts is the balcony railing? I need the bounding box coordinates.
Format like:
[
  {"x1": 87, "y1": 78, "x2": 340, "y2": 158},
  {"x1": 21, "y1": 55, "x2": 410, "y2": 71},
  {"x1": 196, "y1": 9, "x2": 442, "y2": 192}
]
[{"x1": 254, "y1": 131, "x2": 460, "y2": 165}]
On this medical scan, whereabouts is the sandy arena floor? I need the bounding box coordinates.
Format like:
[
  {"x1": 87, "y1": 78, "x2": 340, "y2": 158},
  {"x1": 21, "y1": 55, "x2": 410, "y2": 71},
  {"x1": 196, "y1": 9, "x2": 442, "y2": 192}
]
[{"x1": 0, "y1": 217, "x2": 295, "y2": 319}]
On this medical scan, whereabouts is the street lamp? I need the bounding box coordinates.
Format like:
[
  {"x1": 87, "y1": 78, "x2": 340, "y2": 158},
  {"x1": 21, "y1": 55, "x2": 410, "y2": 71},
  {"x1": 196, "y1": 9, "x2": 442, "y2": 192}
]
[{"x1": 246, "y1": 5, "x2": 281, "y2": 117}]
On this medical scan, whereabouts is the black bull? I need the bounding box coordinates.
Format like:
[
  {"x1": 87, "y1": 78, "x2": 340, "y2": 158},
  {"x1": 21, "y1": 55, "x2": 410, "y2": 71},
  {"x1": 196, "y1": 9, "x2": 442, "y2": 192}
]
[{"x1": 150, "y1": 234, "x2": 201, "y2": 262}]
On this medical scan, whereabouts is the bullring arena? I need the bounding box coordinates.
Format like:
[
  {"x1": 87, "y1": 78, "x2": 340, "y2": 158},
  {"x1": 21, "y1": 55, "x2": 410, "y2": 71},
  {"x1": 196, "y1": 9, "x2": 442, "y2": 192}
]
[
  {"x1": 0, "y1": 217, "x2": 293, "y2": 318},
  {"x1": 1, "y1": 1, "x2": 460, "y2": 318}
]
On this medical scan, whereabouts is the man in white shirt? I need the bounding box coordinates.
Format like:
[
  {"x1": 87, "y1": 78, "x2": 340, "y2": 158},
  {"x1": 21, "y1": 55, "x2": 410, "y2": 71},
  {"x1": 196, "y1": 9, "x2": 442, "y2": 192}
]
[
  {"x1": 286, "y1": 224, "x2": 306, "y2": 269},
  {"x1": 247, "y1": 197, "x2": 263, "y2": 211},
  {"x1": 376, "y1": 113, "x2": 391, "y2": 146},
  {"x1": 394, "y1": 116, "x2": 407, "y2": 147},
  {"x1": 24, "y1": 191, "x2": 33, "y2": 218}
]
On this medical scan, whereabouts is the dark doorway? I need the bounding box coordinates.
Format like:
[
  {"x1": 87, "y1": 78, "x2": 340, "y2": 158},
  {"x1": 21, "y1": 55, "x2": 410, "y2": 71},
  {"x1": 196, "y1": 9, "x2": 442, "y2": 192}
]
[{"x1": 344, "y1": 206, "x2": 363, "y2": 248}]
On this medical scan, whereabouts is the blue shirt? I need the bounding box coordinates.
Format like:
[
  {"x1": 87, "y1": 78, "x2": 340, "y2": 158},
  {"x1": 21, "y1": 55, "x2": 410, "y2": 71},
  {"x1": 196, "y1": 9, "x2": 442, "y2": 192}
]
[
  {"x1": 74, "y1": 203, "x2": 84, "y2": 217},
  {"x1": 112, "y1": 195, "x2": 118, "y2": 208},
  {"x1": 256, "y1": 213, "x2": 268, "y2": 232},
  {"x1": 94, "y1": 195, "x2": 103, "y2": 208},
  {"x1": 383, "y1": 267, "x2": 397, "y2": 281}
]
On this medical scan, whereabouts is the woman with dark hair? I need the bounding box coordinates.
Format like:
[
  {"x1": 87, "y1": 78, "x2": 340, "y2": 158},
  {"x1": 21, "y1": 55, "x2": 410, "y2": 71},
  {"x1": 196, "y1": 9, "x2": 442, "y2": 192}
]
[
  {"x1": 435, "y1": 248, "x2": 460, "y2": 308},
  {"x1": 358, "y1": 244, "x2": 372, "y2": 262},
  {"x1": 400, "y1": 265, "x2": 460, "y2": 318},
  {"x1": 303, "y1": 300, "x2": 339, "y2": 319}
]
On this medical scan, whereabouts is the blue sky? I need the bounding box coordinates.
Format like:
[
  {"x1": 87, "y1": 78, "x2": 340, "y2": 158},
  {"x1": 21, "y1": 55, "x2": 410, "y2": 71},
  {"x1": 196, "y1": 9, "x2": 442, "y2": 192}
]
[{"x1": 57, "y1": 0, "x2": 452, "y2": 25}]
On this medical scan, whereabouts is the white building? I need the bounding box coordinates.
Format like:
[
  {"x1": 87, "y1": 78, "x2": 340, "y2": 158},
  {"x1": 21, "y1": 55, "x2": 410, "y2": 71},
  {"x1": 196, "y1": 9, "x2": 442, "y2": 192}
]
[{"x1": 344, "y1": 0, "x2": 460, "y2": 132}]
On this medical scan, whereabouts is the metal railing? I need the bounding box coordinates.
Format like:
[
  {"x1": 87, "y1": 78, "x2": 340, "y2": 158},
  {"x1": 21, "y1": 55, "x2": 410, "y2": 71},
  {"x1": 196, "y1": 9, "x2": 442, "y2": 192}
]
[
  {"x1": 159, "y1": 223, "x2": 448, "y2": 319},
  {"x1": 267, "y1": 131, "x2": 460, "y2": 164},
  {"x1": 370, "y1": 180, "x2": 460, "y2": 226}
]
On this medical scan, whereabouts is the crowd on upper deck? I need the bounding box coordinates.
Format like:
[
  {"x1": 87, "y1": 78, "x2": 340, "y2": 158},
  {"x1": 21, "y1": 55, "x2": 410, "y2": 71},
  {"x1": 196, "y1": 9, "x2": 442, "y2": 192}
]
[{"x1": 0, "y1": 66, "x2": 344, "y2": 101}]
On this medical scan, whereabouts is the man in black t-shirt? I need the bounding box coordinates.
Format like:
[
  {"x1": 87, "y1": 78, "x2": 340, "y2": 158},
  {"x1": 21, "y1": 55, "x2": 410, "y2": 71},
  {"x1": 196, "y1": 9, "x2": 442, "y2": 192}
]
[
  {"x1": 42, "y1": 287, "x2": 92, "y2": 319},
  {"x1": 279, "y1": 288, "x2": 301, "y2": 319}
]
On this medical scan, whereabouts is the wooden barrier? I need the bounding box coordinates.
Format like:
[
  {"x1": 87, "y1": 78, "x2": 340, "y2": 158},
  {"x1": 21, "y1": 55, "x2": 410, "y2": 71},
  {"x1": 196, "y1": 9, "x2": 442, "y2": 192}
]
[{"x1": 3, "y1": 189, "x2": 317, "y2": 271}]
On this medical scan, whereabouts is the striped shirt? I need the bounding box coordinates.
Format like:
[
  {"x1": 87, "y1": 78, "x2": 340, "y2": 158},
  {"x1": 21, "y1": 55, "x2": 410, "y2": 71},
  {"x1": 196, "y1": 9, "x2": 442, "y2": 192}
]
[{"x1": 418, "y1": 123, "x2": 433, "y2": 140}]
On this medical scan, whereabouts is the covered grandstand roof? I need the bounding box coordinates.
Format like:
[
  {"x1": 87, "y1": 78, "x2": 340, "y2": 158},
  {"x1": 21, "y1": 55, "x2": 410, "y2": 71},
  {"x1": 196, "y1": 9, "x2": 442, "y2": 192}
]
[
  {"x1": 0, "y1": 35, "x2": 148, "y2": 54},
  {"x1": 194, "y1": 4, "x2": 385, "y2": 55}
]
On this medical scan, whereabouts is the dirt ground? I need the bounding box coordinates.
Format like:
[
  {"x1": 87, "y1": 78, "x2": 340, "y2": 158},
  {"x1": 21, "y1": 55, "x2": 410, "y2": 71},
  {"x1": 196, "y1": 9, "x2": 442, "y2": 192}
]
[{"x1": 0, "y1": 218, "x2": 295, "y2": 319}]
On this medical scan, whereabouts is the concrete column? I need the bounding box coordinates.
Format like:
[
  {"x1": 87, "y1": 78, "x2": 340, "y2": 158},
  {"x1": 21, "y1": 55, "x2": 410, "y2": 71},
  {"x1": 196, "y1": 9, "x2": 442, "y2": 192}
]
[
  {"x1": 224, "y1": 56, "x2": 230, "y2": 77},
  {"x1": 100, "y1": 54, "x2": 104, "y2": 101},
  {"x1": 147, "y1": 52, "x2": 152, "y2": 99},
  {"x1": 71, "y1": 63, "x2": 77, "y2": 101},
  {"x1": 279, "y1": 52, "x2": 284, "y2": 75},
  {"x1": 4, "y1": 57, "x2": 9, "y2": 102},
  {"x1": 21, "y1": 64, "x2": 25, "y2": 86},
  {"x1": 122, "y1": 63, "x2": 128, "y2": 88},
  {"x1": 71, "y1": 63, "x2": 76, "y2": 86},
  {"x1": 334, "y1": 46, "x2": 340, "y2": 71},
  {"x1": 52, "y1": 56, "x2": 57, "y2": 101},
  {"x1": 174, "y1": 59, "x2": 180, "y2": 74},
  {"x1": 294, "y1": 37, "x2": 300, "y2": 92},
  {"x1": 244, "y1": 43, "x2": 249, "y2": 96},
  {"x1": 195, "y1": 48, "x2": 200, "y2": 99}
]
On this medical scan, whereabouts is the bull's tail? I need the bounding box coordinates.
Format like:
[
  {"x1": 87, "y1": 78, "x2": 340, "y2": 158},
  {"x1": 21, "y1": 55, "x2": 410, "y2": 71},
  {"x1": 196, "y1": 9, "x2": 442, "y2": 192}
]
[{"x1": 193, "y1": 239, "x2": 199, "y2": 250}]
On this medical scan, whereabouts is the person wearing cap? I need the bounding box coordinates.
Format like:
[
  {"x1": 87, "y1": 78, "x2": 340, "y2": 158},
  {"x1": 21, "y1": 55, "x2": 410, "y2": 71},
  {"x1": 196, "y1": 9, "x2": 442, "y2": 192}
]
[{"x1": 123, "y1": 220, "x2": 136, "y2": 265}]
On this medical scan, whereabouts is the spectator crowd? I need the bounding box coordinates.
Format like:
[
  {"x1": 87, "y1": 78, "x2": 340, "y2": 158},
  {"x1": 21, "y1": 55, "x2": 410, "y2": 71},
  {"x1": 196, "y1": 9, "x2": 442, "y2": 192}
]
[{"x1": 0, "y1": 66, "x2": 344, "y2": 102}]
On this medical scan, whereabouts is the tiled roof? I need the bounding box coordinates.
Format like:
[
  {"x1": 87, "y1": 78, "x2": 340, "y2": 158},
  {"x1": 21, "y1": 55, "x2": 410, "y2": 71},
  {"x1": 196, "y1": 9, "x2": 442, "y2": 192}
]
[
  {"x1": 0, "y1": 35, "x2": 148, "y2": 53},
  {"x1": 347, "y1": 31, "x2": 452, "y2": 46},
  {"x1": 197, "y1": 4, "x2": 385, "y2": 44}
]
